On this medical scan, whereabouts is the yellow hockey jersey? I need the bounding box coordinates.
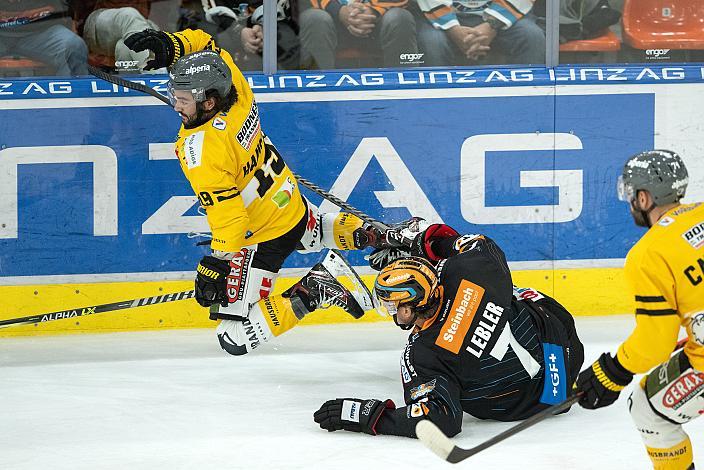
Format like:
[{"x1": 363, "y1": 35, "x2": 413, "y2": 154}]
[
  {"x1": 617, "y1": 202, "x2": 704, "y2": 373},
  {"x1": 172, "y1": 29, "x2": 305, "y2": 253}
]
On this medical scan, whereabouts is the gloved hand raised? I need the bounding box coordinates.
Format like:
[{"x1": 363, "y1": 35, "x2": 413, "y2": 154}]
[
  {"x1": 314, "y1": 398, "x2": 395, "y2": 435},
  {"x1": 124, "y1": 29, "x2": 182, "y2": 70}
]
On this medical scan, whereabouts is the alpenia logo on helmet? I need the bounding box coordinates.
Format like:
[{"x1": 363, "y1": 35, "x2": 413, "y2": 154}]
[{"x1": 185, "y1": 64, "x2": 211, "y2": 75}]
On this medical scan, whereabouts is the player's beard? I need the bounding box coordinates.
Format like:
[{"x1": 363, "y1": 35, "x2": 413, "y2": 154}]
[
  {"x1": 183, "y1": 103, "x2": 217, "y2": 129},
  {"x1": 630, "y1": 200, "x2": 654, "y2": 228}
]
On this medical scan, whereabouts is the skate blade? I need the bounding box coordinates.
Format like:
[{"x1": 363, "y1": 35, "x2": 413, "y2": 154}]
[{"x1": 320, "y1": 250, "x2": 384, "y2": 317}]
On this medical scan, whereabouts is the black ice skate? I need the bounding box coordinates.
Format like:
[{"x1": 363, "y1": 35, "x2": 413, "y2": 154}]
[{"x1": 285, "y1": 262, "x2": 365, "y2": 320}]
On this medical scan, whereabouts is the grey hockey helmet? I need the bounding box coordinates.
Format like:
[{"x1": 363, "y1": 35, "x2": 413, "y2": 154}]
[
  {"x1": 617, "y1": 150, "x2": 689, "y2": 205},
  {"x1": 168, "y1": 50, "x2": 232, "y2": 105}
]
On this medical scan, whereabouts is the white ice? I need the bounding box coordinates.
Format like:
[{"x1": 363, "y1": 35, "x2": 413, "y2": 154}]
[{"x1": 2, "y1": 316, "x2": 702, "y2": 470}]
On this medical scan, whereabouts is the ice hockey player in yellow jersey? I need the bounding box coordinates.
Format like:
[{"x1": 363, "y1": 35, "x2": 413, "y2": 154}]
[
  {"x1": 575, "y1": 150, "x2": 703, "y2": 470},
  {"x1": 124, "y1": 29, "x2": 382, "y2": 356}
]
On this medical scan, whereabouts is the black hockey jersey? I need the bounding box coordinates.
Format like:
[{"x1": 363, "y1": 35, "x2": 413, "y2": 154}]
[{"x1": 376, "y1": 234, "x2": 584, "y2": 438}]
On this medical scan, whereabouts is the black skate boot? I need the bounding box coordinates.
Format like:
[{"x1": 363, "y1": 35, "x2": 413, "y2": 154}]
[{"x1": 284, "y1": 263, "x2": 365, "y2": 320}]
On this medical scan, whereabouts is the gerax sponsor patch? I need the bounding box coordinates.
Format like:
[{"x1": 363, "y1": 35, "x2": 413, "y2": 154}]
[
  {"x1": 682, "y1": 222, "x2": 704, "y2": 249},
  {"x1": 435, "y1": 279, "x2": 484, "y2": 354},
  {"x1": 661, "y1": 370, "x2": 704, "y2": 409}
]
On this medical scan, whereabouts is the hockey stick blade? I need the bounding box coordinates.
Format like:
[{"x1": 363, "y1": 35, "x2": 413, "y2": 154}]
[
  {"x1": 0, "y1": 290, "x2": 195, "y2": 328},
  {"x1": 88, "y1": 65, "x2": 171, "y2": 105},
  {"x1": 415, "y1": 394, "x2": 582, "y2": 463},
  {"x1": 321, "y1": 250, "x2": 383, "y2": 316}
]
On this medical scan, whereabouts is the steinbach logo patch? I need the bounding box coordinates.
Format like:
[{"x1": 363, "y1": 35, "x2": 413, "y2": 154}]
[
  {"x1": 236, "y1": 101, "x2": 261, "y2": 151},
  {"x1": 435, "y1": 279, "x2": 485, "y2": 354},
  {"x1": 662, "y1": 370, "x2": 704, "y2": 409},
  {"x1": 682, "y1": 222, "x2": 704, "y2": 249}
]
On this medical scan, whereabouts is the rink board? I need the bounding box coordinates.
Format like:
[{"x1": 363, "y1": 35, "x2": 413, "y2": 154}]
[{"x1": 1, "y1": 65, "x2": 703, "y2": 335}]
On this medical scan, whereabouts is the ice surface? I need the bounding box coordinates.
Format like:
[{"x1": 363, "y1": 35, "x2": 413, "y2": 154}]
[{"x1": 1, "y1": 316, "x2": 702, "y2": 469}]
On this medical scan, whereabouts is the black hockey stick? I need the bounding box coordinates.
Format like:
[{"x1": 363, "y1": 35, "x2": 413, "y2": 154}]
[
  {"x1": 88, "y1": 67, "x2": 406, "y2": 240},
  {"x1": 0, "y1": 290, "x2": 195, "y2": 328},
  {"x1": 415, "y1": 393, "x2": 582, "y2": 463},
  {"x1": 88, "y1": 65, "x2": 171, "y2": 105}
]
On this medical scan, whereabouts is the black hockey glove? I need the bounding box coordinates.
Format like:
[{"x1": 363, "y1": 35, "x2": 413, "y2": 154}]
[
  {"x1": 410, "y1": 223, "x2": 459, "y2": 261},
  {"x1": 124, "y1": 29, "x2": 183, "y2": 70},
  {"x1": 195, "y1": 256, "x2": 231, "y2": 308},
  {"x1": 353, "y1": 217, "x2": 429, "y2": 250},
  {"x1": 314, "y1": 398, "x2": 395, "y2": 435},
  {"x1": 575, "y1": 353, "x2": 633, "y2": 409}
]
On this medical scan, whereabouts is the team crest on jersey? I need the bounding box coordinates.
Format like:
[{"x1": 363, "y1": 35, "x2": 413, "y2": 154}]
[
  {"x1": 236, "y1": 101, "x2": 261, "y2": 151},
  {"x1": 212, "y1": 117, "x2": 226, "y2": 130},
  {"x1": 681, "y1": 222, "x2": 704, "y2": 249},
  {"x1": 692, "y1": 313, "x2": 704, "y2": 345},
  {"x1": 658, "y1": 216, "x2": 675, "y2": 227},
  {"x1": 453, "y1": 234, "x2": 481, "y2": 253},
  {"x1": 410, "y1": 379, "x2": 436, "y2": 400}
]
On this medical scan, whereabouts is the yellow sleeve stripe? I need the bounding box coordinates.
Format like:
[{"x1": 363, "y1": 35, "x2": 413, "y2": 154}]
[
  {"x1": 635, "y1": 308, "x2": 677, "y2": 316},
  {"x1": 593, "y1": 362, "x2": 627, "y2": 392}
]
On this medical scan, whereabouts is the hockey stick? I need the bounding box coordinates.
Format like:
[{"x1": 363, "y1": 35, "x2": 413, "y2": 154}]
[
  {"x1": 87, "y1": 67, "x2": 397, "y2": 236},
  {"x1": 0, "y1": 290, "x2": 195, "y2": 328},
  {"x1": 88, "y1": 65, "x2": 172, "y2": 105},
  {"x1": 415, "y1": 393, "x2": 582, "y2": 463}
]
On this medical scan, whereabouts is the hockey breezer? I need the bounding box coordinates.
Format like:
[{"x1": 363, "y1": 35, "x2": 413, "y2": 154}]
[{"x1": 0, "y1": 290, "x2": 195, "y2": 328}]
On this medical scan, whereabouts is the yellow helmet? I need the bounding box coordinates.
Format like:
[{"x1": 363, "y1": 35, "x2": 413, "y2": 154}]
[{"x1": 374, "y1": 257, "x2": 439, "y2": 318}]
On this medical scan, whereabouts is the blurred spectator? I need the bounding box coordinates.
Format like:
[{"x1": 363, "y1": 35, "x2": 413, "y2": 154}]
[
  {"x1": 72, "y1": 1, "x2": 159, "y2": 70},
  {"x1": 299, "y1": 0, "x2": 418, "y2": 69},
  {"x1": 532, "y1": 0, "x2": 621, "y2": 43},
  {"x1": 203, "y1": 0, "x2": 301, "y2": 70},
  {"x1": 415, "y1": 0, "x2": 545, "y2": 66},
  {"x1": 0, "y1": 0, "x2": 88, "y2": 75}
]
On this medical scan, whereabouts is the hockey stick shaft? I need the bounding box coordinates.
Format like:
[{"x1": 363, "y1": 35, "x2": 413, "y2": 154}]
[
  {"x1": 88, "y1": 67, "x2": 397, "y2": 235},
  {"x1": 416, "y1": 393, "x2": 582, "y2": 463},
  {"x1": 0, "y1": 290, "x2": 195, "y2": 328}
]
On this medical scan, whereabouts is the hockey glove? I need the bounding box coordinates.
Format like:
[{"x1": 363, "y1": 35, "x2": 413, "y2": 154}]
[
  {"x1": 410, "y1": 223, "x2": 459, "y2": 261},
  {"x1": 367, "y1": 247, "x2": 410, "y2": 271},
  {"x1": 124, "y1": 29, "x2": 183, "y2": 70},
  {"x1": 195, "y1": 256, "x2": 231, "y2": 308},
  {"x1": 314, "y1": 398, "x2": 395, "y2": 435},
  {"x1": 353, "y1": 217, "x2": 429, "y2": 250},
  {"x1": 575, "y1": 353, "x2": 633, "y2": 409}
]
